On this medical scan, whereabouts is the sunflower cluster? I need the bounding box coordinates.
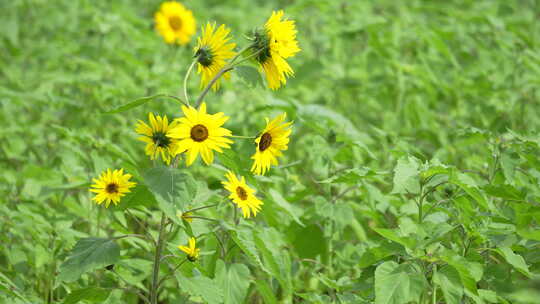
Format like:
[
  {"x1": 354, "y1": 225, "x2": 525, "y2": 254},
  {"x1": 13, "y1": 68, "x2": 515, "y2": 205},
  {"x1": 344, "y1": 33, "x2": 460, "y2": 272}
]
[{"x1": 89, "y1": 2, "x2": 301, "y2": 264}]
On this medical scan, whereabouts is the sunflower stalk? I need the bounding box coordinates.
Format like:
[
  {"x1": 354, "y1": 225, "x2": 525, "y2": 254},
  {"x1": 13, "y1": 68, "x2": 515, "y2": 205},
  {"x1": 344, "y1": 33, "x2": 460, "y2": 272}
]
[
  {"x1": 194, "y1": 43, "x2": 261, "y2": 108},
  {"x1": 183, "y1": 59, "x2": 197, "y2": 106},
  {"x1": 149, "y1": 212, "x2": 167, "y2": 304}
]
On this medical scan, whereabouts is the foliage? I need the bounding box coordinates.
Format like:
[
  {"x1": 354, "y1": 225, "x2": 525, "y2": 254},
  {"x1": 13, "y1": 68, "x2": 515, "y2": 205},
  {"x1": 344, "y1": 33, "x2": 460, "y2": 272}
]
[{"x1": 1, "y1": 0, "x2": 540, "y2": 303}]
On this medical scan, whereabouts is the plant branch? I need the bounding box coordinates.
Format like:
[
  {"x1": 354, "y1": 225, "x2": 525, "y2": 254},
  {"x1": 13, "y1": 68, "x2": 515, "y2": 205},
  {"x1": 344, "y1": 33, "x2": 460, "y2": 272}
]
[
  {"x1": 150, "y1": 212, "x2": 167, "y2": 304},
  {"x1": 183, "y1": 60, "x2": 197, "y2": 106}
]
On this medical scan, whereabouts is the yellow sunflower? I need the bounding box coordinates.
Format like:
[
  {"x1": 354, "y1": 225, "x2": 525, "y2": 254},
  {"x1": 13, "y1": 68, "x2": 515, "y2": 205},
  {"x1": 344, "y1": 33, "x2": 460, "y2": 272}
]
[
  {"x1": 135, "y1": 113, "x2": 180, "y2": 165},
  {"x1": 89, "y1": 169, "x2": 136, "y2": 208},
  {"x1": 178, "y1": 237, "x2": 200, "y2": 262},
  {"x1": 154, "y1": 1, "x2": 196, "y2": 45},
  {"x1": 251, "y1": 113, "x2": 293, "y2": 175},
  {"x1": 194, "y1": 22, "x2": 236, "y2": 90},
  {"x1": 168, "y1": 102, "x2": 233, "y2": 166},
  {"x1": 253, "y1": 10, "x2": 301, "y2": 90},
  {"x1": 222, "y1": 171, "x2": 263, "y2": 218}
]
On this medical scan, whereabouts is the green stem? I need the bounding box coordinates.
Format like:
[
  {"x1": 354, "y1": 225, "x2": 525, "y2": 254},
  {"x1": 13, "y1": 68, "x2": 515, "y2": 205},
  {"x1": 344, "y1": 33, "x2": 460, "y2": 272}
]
[
  {"x1": 183, "y1": 60, "x2": 197, "y2": 106},
  {"x1": 194, "y1": 44, "x2": 257, "y2": 108},
  {"x1": 150, "y1": 212, "x2": 167, "y2": 304}
]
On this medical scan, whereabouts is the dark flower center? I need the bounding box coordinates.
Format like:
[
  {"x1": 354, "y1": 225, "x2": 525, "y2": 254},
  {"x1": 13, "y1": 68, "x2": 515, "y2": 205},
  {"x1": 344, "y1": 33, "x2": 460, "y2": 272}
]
[
  {"x1": 106, "y1": 183, "x2": 119, "y2": 194},
  {"x1": 195, "y1": 47, "x2": 213, "y2": 67},
  {"x1": 253, "y1": 31, "x2": 272, "y2": 63},
  {"x1": 169, "y1": 16, "x2": 182, "y2": 31},
  {"x1": 152, "y1": 131, "x2": 171, "y2": 148},
  {"x1": 258, "y1": 133, "x2": 272, "y2": 151},
  {"x1": 191, "y1": 124, "x2": 209, "y2": 142},
  {"x1": 236, "y1": 186, "x2": 248, "y2": 200}
]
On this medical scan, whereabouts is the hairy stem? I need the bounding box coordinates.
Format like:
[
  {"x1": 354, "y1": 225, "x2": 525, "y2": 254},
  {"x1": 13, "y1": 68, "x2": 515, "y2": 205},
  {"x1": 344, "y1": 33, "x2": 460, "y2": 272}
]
[
  {"x1": 183, "y1": 60, "x2": 197, "y2": 106},
  {"x1": 150, "y1": 212, "x2": 167, "y2": 304}
]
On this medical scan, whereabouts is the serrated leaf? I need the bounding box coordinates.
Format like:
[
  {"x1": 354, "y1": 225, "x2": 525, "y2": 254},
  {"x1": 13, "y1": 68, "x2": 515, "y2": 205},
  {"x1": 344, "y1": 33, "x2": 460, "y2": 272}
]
[
  {"x1": 143, "y1": 167, "x2": 196, "y2": 216},
  {"x1": 372, "y1": 228, "x2": 416, "y2": 250},
  {"x1": 235, "y1": 65, "x2": 263, "y2": 87},
  {"x1": 268, "y1": 189, "x2": 304, "y2": 226},
  {"x1": 374, "y1": 261, "x2": 427, "y2": 304},
  {"x1": 177, "y1": 274, "x2": 223, "y2": 304},
  {"x1": 216, "y1": 261, "x2": 251, "y2": 304},
  {"x1": 494, "y1": 247, "x2": 531, "y2": 278},
  {"x1": 117, "y1": 184, "x2": 157, "y2": 210},
  {"x1": 62, "y1": 287, "x2": 111, "y2": 304},
  {"x1": 358, "y1": 242, "x2": 403, "y2": 268},
  {"x1": 433, "y1": 266, "x2": 463, "y2": 304},
  {"x1": 392, "y1": 157, "x2": 420, "y2": 194},
  {"x1": 231, "y1": 227, "x2": 267, "y2": 273},
  {"x1": 483, "y1": 184, "x2": 525, "y2": 201},
  {"x1": 59, "y1": 238, "x2": 120, "y2": 282}
]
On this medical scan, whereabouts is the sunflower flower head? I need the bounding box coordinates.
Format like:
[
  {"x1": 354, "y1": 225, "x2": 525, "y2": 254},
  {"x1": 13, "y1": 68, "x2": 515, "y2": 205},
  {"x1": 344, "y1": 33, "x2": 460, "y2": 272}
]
[
  {"x1": 251, "y1": 113, "x2": 293, "y2": 175},
  {"x1": 253, "y1": 10, "x2": 300, "y2": 90},
  {"x1": 154, "y1": 1, "x2": 196, "y2": 45},
  {"x1": 195, "y1": 22, "x2": 236, "y2": 90},
  {"x1": 222, "y1": 171, "x2": 263, "y2": 218},
  {"x1": 135, "y1": 113, "x2": 180, "y2": 165},
  {"x1": 178, "y1": 237, "x2": 200, "y2": 262},
  {"x1": 169, "y1": 102, "x2": 233, "y2": 166},
  {"x1": 89, "y1": 169, "x2": 136, "y2": 208}
]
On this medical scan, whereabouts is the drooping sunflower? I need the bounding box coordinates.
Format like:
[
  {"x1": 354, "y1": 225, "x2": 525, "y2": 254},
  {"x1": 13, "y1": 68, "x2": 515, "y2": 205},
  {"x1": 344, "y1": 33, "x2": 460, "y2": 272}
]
[
  {"x1": 154, "y1": 1, "x2": 196, "y2": 45},
  {"x1": 168, "y1": 102, "x2": 233, "y2": 166},
  {"x1": 222, "y1": 171, "x2": 263, "y2": 218},
  {"x1": 178, "y1": 237, "x2": 200, "y2": 262},
  {"x1": 251, "y1": 113, "x2": 293, "y2": 175},
  {"x1": 194, "y1": 22, "x2": 236, "y2": 90},
  {"x1": 253, "y1": 10, "x2": 301, "y2": 90},
  {"x1": 135, "y1": 113, "x2": 180, "y2": 165},
  {"x1": 89, "y1": 169, "x2": 136, "y2": 208}
]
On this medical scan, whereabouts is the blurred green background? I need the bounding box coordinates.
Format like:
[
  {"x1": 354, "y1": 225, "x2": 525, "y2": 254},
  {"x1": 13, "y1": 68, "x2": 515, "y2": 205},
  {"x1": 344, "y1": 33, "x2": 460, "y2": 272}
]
[{"x1": 1, "y1": 0, "x2": 539, "y2": 303}]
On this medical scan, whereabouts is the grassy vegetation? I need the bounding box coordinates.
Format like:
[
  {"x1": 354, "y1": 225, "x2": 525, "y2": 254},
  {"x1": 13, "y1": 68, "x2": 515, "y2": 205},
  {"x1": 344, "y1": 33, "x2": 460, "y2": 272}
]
[{"x1": 1, "y1": 0, "x2": 539, "y2": 303}]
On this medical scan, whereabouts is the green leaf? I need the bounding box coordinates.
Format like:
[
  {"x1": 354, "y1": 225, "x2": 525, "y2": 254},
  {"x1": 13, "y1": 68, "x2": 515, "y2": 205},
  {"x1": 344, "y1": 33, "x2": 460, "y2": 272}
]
[
  {"x1": 231, "y1": 227, "x2": 267, "y2": 273},
  {"x1": 58, "y1": 238, "x2": 120, "y2": 282},
  {"x1": 483, "y1": 184, "x2": 525, "y2": 201},
  {"x1": 289, "y1": 224, "x2": 327, "y2": 261},
  {"x1": 494, "y1": 247, "x2": 531, "y2": 278},
  {"x1": 392, "y1": 157, "x2": 420, "y2": 194},
  {"x1": 268, "y1": 189, "x2": 304, "y2": 226},
  {"x1": 449, "y1": 171, "x2": 489, "y2": 210},
  {"x1": 117, "y1": 184, "x2": 157, "y2": 210},
  {"x1": 374, "y1": 261, "x2": 427, "y2": 304},
  {"x1": 235, "y1": 65, "x2": 263, "y2": 87},
  {"x1": 176, "y1": 274, "x2": 223, "y2": 304},
  {"x1": 372, "y1": 228, "x2": 416, "y2": 250},
  {"x1": 433, "y1": 266, "x2": 463, "y2": 304},
  {"x1": 62, "y1": 287, "x2": 111, "y2": 304},
  {"x1": 143, "y1": 167, "x2": 197, "y2": 216},
  {"x1": 358, "y1": 242, "x2": 403, "y2": 268},
  {"x1": 440, "y1": 249, "x2": 483, "y2": 295},
  {"x1": 255, "y1": 280, "x2": 278, "y2": 304},
  {"x1": 103, "y1": 94, "x2": 182, "y2": 114},
  {"x1": 216, "y1": 260, "x2": 251, "y2": 304}
]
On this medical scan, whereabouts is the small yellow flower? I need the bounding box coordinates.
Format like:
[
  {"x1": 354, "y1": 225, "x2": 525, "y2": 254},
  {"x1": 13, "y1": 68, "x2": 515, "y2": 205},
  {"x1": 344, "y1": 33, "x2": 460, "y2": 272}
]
[
  {"x1": 177, "y1": 210, "x2": 193, "y2": 223},
  {"x1": 251, "y1": 113, "x2": 292, "y2": 175},
  {"x1": 195, "y1": 22, "x2": 236, "y2": 90},
  {"x1": 135, "y1": 113, "x2": 180, "y2": 165},
  {"x1": 154, "y1": 1, "x2": 196, "y2": 45},
  {"x1": 222, "y1": 171, "x2": 263, "y2": 218},
  {"x1": 254, "y1": 10, "x2": 301, "y2": 90},
  {"x1": 168, "y1": 102, "x2": 233, "y2": 166},
  {"x1": 178, "y1": 237, "x2": 200, "y2": 262},
  {"x1": 89, "y1": 169, "x2": 136, "y2": 208}
]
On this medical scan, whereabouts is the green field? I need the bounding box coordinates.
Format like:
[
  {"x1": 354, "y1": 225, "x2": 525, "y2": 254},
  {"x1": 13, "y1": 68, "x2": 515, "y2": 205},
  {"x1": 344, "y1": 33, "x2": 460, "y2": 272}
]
[{"x1": 1, "y1": 0, "x2": 540, "y2": 303}]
